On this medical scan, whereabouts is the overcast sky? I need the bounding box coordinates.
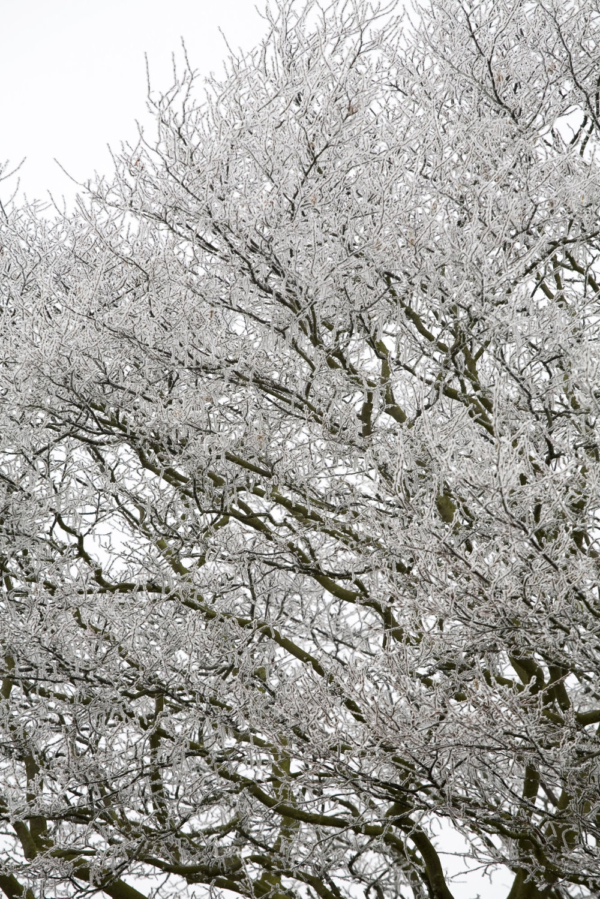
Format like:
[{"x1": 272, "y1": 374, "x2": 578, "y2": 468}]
[{"x1": 0, "y1": 0, "x2": 266, "y2": 207}]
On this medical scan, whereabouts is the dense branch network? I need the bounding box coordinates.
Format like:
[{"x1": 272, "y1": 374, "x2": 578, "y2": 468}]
[{"x1": 1, "y1": 1, "x2": 600, "y2": 898}]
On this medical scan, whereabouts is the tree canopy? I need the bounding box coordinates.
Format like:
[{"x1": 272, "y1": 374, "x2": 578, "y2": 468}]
[{"x1": 1, "y1": 1, "x2": 600, "y2": 897}]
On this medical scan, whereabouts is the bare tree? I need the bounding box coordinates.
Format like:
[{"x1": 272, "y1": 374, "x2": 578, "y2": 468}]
[{"x1": 1, "y1": 1, "x2": 600, "y2": 897}]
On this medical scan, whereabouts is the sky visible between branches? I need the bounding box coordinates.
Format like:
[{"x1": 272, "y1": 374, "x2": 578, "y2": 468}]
[{"x1": 0, "y1": 0, "x2": 265, "y2": 207}]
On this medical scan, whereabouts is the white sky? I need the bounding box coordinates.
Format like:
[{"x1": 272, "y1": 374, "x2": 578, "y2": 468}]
[
  {"x1": 0, "y1": 2, "x2": 515, "y2": 895},
  {"x1": 0, "y1": 0, "x2": 266, "y2": 207}
]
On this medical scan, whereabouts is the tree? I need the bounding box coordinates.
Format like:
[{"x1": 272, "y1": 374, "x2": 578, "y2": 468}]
[{"x1": 1, "y1": 0, "x2": 600, "y2": 896}]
